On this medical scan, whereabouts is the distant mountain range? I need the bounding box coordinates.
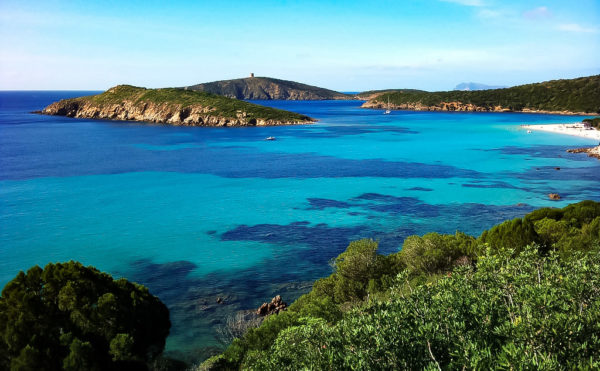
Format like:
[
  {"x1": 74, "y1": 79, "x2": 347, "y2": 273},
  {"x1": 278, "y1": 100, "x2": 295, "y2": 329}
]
[
  {"x1": 454, "y1": 82, "x2": 507, "y2": 91},
  {"x1": 185, "y1": 76, "x2": 352, "y2": 100}
]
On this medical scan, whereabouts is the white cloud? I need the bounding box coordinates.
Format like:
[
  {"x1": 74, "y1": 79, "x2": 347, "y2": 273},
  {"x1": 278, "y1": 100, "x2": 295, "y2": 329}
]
[
  {"x1": 523, "y1": 6, "x2": 552, "y2": 19},
  {"x1": 477, "y1": 9, "x2": 502, "y2": 19},
  {"x1": 557, "y1": 23, "x2": 599, "y2": 33},
  {"x1": 439, "y1": 0, "x2": 484, "y2": 7}
]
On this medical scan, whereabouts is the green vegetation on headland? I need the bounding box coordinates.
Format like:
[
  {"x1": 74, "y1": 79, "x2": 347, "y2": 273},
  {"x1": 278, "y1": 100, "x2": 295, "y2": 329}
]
[
  {"x1": 202, "y1": 200, "x2": 600, "y2": 370},
  {"x1": 40, "y1": 85, "x2": 315, "y2": 127},
  {"x1": 185, "y1": 76, "x2": 352, "y2": 100},
  {"x1": 363, "y1": 75, "x2": 600, "y2": 114},
  {"x1": 0, "y1": 261, "x2": 172, "y2": 371}
]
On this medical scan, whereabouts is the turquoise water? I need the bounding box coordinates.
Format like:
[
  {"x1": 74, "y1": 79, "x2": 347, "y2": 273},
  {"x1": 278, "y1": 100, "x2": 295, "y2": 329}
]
[{"x1": 1, "y1": 92, "x2": 599, "y2": 362}]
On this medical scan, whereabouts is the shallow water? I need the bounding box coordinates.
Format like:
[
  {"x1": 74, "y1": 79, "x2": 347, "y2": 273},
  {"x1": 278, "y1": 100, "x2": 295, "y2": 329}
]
[{"x1": 1, "y1": 92, "x2": 599, "y2": 362}]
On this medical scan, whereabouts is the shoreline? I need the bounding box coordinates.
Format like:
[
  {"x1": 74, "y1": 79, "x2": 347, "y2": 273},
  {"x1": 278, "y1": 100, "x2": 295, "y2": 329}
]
[
  {"x1": 521, "y1": 123, "x2": 600, "y2": 140},
  {"x1": 361, "y1": 103, "x2": 596, "y2": 116}
]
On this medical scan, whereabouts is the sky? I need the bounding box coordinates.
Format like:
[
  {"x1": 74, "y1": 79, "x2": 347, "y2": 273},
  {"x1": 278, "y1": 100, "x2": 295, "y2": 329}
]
[{"x1": 0, "y1": 0, "x2": 599, "y2": 91}]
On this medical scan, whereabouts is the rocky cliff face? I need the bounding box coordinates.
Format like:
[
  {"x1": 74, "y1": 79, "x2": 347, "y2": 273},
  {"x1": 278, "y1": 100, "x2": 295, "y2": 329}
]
[
  {"x1": 186, "y1": 77, "x2": 352, "y2": 100},
  {"x1": 361, "y1": 100, "x2": 511, "y2": 112},
  {"x1": 40, "y1": 87, "x2": 315, "y2": 127}
]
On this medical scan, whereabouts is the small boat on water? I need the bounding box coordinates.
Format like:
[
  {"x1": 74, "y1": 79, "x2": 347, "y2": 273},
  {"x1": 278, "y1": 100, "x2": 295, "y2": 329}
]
[
  {"x1": 265, "y1": 136, "x2": 276, "y2": 141},
  {"x1": 384, "y1": 96, "x2": 391, "y2": 115},
  {"x1": 527, "y1": 130, "x2": 532, "y2": 134}
]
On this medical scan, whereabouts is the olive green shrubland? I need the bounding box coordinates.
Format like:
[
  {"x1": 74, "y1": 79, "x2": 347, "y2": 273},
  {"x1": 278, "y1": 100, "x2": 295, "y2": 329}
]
[
  {"x1": 365, "y1": 75, "x2": 600, "y2": 114},
  {"x1": 0, "y1": 261, "x2": 170, "y2": 371},
  {"x1": 201, "y1": 200, "x2": 600, "y2": 370}
]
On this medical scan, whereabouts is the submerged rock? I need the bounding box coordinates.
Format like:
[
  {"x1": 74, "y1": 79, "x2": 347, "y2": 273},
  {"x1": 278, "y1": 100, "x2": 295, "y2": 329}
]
[{"x1": 548, "y1": 193, "x2": 561, "y2": 200}]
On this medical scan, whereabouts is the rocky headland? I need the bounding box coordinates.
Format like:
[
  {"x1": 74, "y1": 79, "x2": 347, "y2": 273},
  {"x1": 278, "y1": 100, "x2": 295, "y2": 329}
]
[
  {"x1": 361, "y1": 75, "x2": 600, "y2": 115},
  {"x1": 39, "y1": 85, "x2": 315, "y2": 127}
]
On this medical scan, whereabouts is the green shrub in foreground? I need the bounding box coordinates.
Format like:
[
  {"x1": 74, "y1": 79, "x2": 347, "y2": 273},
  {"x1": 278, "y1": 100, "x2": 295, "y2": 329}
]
[
  {"x1": 201, "y1": 201, "x2": 600, "y2": 369},
  {"x1": 250, "y1": 245, "x2": 600, "y2": 370},
  {"x1": 0, "y1": 261, "x2": 170, "y2": 371}
]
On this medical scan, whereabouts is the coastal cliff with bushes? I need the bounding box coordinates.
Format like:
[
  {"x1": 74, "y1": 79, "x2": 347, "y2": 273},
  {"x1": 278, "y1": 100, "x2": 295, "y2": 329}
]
[
  {"x1": 201, "y1": 200, "x2": 600, "y2": 370},
  {"x1": 362, "y1": 75, "x2": 600, "y2": 115},
  {"x1": 40, "y1": 85, "x2": 315, "y2": 127}
]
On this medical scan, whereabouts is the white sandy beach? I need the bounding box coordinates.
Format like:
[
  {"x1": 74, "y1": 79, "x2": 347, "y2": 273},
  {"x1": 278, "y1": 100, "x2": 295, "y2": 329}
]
[{"x1": 521, "y1": 123, "x2": 600, "y2": 141}]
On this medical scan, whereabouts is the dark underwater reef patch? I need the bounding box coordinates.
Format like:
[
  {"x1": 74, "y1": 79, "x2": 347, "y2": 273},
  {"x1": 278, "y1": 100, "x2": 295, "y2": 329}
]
[
  {"x1": 221, "y1": 222, "x2": 367, "y2": 260},
  {"x1": 306, "y1": 198, "x2": 354, "y2": 210},
  {"x1": 352, "y1": 193, "x2": 442, "y2": 217},
  {"x1": 511, "y1": 165, "x2": 600, "y2": 183},
  {"x1": 406, "y1": 186, "x2": 433, "y2": 191},
  {"x1": 275, "y1": 124, "x2": 418, "y2": 139},
  {"x1": 299, "y1": 193, "x2": 537, "y2": 236},
  {"x1": 461, "y1": 180, "x2": 522, "y2": 189}
]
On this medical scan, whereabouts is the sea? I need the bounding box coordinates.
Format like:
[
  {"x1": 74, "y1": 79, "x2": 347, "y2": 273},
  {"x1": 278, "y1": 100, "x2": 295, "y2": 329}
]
[{"x1": 1, "y1": 91, "x2": 599, "y2": 363}]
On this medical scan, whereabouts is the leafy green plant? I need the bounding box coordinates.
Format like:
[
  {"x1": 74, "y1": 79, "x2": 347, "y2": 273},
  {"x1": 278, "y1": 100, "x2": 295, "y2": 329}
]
[
  {"x1": 0, "y1": 261, "x2": 170, "y2": 371},
  {"x1": 252, "y1": 245, "x2": 600, "y2": 370}
]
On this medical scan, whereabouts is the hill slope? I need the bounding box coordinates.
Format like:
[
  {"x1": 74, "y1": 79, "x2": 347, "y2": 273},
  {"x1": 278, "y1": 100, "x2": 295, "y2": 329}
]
[
  {"x1": 362, "y1": 75, "x2": 600, "y2": 114},
  {"x1": 454, "y1": 82, "x2": 507, "y2": 91},
  {"x1": 40, "y1": 85, "x2": 315, "y2": 127},
  {"x1": 185, "y1": 77, "x2": 352, "y2": 100}
]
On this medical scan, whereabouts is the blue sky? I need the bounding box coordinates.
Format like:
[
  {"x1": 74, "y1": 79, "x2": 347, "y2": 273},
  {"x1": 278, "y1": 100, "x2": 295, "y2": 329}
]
[{"x1": 0, "y1": 0, "x2": 598, "y2": 91}]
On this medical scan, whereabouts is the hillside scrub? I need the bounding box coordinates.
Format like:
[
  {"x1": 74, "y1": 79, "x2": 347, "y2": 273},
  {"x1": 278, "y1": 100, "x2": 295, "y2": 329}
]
[
  {"x1": 0, "y1": 261, "x2": 171, "y2": 371},
  {"x1": 368, "y1": 75, "x2": 600, "y2": 113},
  {"x1": 201, "y1": 200, "x2": 600, "y2": 370}
]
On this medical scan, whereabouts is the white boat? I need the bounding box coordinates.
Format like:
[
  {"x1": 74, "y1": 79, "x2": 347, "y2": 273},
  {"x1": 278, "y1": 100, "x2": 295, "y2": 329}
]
[
  {"x1": 527, "y1": 130, "x2": 532, "y2": 134},
  {"x1": 265, "y1": 136, "x2": 276, "y2": 141},
  {"x1": 384, "y1": 96, "x2": 391, "y2": 114}
]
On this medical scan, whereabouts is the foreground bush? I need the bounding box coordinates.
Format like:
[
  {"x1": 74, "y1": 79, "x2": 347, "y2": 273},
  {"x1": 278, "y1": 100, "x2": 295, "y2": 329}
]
[
  {"x1": 0, "y1": 261, "x2": 170, "y2": 371},
  {"x1": 250, "y1": 245, "x2": 600, "y2": 370}
]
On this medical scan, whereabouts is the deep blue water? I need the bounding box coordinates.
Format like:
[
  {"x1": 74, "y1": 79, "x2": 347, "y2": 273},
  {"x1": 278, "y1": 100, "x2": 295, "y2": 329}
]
[{"x1": 1, "y1": 91, "x2": 599, "y2": 362}]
